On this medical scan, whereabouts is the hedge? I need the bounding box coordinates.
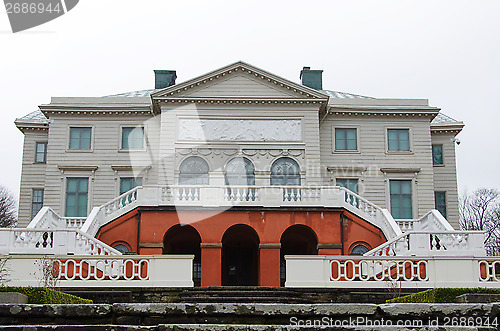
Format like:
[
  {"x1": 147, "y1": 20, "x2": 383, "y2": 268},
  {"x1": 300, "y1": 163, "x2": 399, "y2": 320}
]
[
  {"x1": 387, "y1": 288, "x2": 500, "y2": 303},
  {"x1": 0, "y1": 286, "x2": 92, "y2": 304}
]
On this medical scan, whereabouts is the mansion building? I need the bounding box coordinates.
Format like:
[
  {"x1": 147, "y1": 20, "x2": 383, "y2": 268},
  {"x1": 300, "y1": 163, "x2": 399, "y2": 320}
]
[{"x1": 14, "y1": 62, "x2": 464, "y2": 287}]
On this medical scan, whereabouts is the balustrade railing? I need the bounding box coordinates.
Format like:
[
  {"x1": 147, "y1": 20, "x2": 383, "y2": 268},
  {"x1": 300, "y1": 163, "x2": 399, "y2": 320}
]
[
  {"x1": 285, "y1": 255, "x2": 500, "y2": 288},
  {"x1": 0, "y1": 228, "x2": 121, "y2": 256},
  {"x1": 40, "y1": 185, "x2": 404, "y2": 241},
  {"x1": 3, "y1": 255, "x2": 194, "y2": 287},
  {"x1": 28, "y1": 186, "x2": 459, "y2": 253},
  {"x1": 364, "y1": 231, "x2": 486, "y2": 257},
  {"x1": 63, "y1": 217, "x2": 86, "y2": 229}
]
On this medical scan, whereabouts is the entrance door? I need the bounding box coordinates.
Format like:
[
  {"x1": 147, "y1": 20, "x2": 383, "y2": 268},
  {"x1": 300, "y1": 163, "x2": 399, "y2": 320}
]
[
  {"x1": 163, "y1": 224, "x2": 202, "y2": 286},
  {"x1": 280, "y1": 225, "x2": 318, "y2": 286},
  {"x1": 222, "y1": 224, "x2": 259, "y2": 286}
]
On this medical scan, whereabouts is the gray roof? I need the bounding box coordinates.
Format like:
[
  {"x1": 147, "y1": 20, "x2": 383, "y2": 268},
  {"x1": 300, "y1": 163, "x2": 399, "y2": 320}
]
[
  {"x1": 16, "y1": 90, "x2": 461, "y2": 126},
  {"x1": 104, "y1": 88, "x2": 374, "y2": 99},
  {"x1": 431, "y1": 112, "x2": 459, "y2": 124},
  {"x1": 16, "y1": 110, "x2": 49, "y2": 123},
  {"x1": 103, "y1": 89, "x2": 157, "y2": 97},
  {"x1": 321, "y1": 90, "x2": 374, "y2": 99}
]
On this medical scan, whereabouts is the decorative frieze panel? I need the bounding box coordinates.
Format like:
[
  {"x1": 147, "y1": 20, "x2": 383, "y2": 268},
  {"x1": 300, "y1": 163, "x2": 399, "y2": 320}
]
[
  {"x1": 178, "y1": 119, "x2": 302, "y2": 142},
  {"x1": 175, "y1": 148, "x2": 304, "y2": 160}
]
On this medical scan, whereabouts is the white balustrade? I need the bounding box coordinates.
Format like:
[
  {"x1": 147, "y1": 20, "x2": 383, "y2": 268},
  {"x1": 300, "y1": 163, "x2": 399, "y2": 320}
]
[
  {"x1": 22, "y1": 186, "x2": 467, "y2": 258},
  {"x1": 0, "y1": 228, "x2": 121, "y2": 256},
  {"x1": 365, "y1": 231, "x2": 486, "y2": 257},
  {"x1": 2, "y1": 255, "x2": 194, "y2": 287},
  {"x1": 26, "y1": 207, "x2": 65, "y2": 230},
  {"x1": 62, "y1": 217, "x2": 86, "y2": 229},
  {"x1": 396, "y1": 220, "x2": 417, "y2": 232},
  {"x1": 285, "y1": 255, "x2": 500, "y2": 288},
  {"x1": 417, "y1": 210, "x2": 455, "y2": 231}
]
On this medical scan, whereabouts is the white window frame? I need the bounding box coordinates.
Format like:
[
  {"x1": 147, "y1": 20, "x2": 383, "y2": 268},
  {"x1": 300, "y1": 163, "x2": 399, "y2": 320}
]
[
  {"x1": 385, "y1": 176, "x2": 417, "y2": 220},
  {"x1": 432, "y1": 144, "x2": 445, "y2": 167},
  {"x1": 385, "y1": 126, "x2": 413, "y2": 154},
  {"x1": 34, "y1": 141, "x2": 47, "y2": 163},
  {"x1": 31, "y1": 188, "x2": 44, "y2": 219},
  {"x1": 332, "y1": 126, "x2": 360, "y2": 153},
  {"x1": 64, "y1": 177, "x2": 90, "y2": 217},
  {"x1": 119, "y1": 176, "x2": 143, "y2": 196},
  {"x1": 334, "y1": 177, "x2": 360, "y2": 194},
  {"x1": 119, "y1": 125, "x2": 147, "y2": 151},
  {"x1": 66, "y1": 126, "x2": 94, "y2": 152}
]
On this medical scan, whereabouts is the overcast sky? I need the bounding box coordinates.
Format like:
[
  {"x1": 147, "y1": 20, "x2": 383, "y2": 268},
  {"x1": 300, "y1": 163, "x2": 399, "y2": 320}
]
[{"x1": 0, "y1": 0, "x2": 499, "y2": 202}]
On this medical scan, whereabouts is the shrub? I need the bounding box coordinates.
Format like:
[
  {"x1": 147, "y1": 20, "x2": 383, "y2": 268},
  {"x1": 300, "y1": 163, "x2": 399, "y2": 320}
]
[
  {"x1": 0, "y1": 286, "x2": 92, "y2": 304},
  {"x1": 387, "y1": 288, "x2": 500, "y2": 303}
]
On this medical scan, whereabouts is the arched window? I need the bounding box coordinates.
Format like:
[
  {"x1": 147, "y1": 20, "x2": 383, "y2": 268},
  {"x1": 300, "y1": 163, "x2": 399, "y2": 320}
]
[
  {"x1": 179, "y1": 157, "x2": 209, "y2": 185},
  {"x1": 113, "y1": 244, "x2": 130, "y2": 254},
  {"x1": 225, "y1": 158, "x2": 255, "y2": 186},
  {"x1": 270, "y1": 157, "x2": 301, "y2": 186},
  {"x1": 350, "y1": 244, "x2": 370, "y2": 256}
]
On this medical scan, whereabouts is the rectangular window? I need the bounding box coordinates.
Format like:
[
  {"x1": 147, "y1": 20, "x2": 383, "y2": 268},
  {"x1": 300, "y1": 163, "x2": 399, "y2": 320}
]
[
  {"x1": 435, "y1": 191, "x2": 447, "y2": 218},
  {"x1": 65, "y1": 178, "x2": 88, "y2": 217},
  {"x1": 390, "y1": 180, "x2": 413, "y2": 219},
  {"x1": 432, "y1": 144, "x2": 443, "y2": 165},
  {"x1": 335, "y1": 128, "x2": 357, "y2": 151},
  {"x1": 69, "y1": 127, "x2": 92, "y2": 150},
  {"x1": 336, "y1": 178, "x2": 359, "y2": 194},
  {"x1": 35, "y1": 142, "x2": 47, "y2": 163},
  {"x1": 31, "y1": 189, "x2": 44, "y2": 219},
  {"x1": 387, "y1": 129, "x2": 410, "y2": 151},
  {"x1": 122, "y1": 127, "x2": 144, "y2": 150},
  {"x1": 120, "y1": 177, "x2": 142, "y2": 195}
]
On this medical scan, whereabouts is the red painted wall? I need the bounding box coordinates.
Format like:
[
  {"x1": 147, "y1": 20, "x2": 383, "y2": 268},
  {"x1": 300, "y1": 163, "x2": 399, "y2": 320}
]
[{"x1": 97, "y1": 207, "x2": 386, "y2": 287}]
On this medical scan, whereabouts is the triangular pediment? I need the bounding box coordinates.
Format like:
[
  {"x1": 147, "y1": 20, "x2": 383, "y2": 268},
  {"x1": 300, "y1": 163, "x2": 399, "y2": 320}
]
[{"x1": 151, "y1": 61, "x2": 328, "y2": 100}]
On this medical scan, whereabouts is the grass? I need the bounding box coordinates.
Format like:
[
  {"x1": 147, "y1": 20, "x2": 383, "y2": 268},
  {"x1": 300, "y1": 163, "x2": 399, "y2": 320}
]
[
  {"x1": 387, "y1": 288, "x2": 500, "y2": 303},
  {"x1": 0, "y1": 286, "x2": 93, "y2": 304}
]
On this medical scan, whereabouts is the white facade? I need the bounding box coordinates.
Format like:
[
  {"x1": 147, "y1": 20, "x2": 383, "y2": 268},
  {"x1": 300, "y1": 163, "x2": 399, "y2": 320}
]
[{"x1": 15, "y1": 61, "x2": 463, "y2": 229}]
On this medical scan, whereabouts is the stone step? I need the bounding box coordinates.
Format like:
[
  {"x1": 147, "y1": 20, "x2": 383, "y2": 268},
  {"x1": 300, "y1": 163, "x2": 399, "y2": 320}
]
[
  {"x1": 177, "y1": 296, "x2": 309, "y2": 303},
  {"x1": 60, "y1": 287, "x2": 423, "y2": 304},
  {"x1": 0, "y1": 325, "x2": 495, "y2": 331},
  {"x1": 1, "y1": 303, "x2": 498, "y2": 328}
]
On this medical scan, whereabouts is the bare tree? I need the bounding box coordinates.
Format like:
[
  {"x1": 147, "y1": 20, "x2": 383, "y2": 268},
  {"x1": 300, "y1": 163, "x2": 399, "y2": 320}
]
[
  {"x1": 0, "y1": 185, "x2": 17, "y2": 227},
  {"x1": 460, "y1": 188, "x2": 500, "y2": 255}
]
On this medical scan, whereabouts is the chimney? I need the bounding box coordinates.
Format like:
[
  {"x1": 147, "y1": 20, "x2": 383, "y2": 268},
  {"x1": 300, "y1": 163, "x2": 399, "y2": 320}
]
[
  {"x1": 154, "y1": 70, "x2": 177, "y2": 89},
  {"x1": 300, "y1": 66, "x2": 323, "y2": 90}
]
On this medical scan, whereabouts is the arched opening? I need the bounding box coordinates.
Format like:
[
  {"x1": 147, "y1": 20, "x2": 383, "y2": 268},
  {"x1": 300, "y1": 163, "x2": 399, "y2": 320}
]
[
  {"x1": 179, "y1": 156, "x2": 209, "y2": 185},
  {"x1": 225, "y1": 157, "x2": 255, "y2": 185},
  {"x1": 112, "y1": 242, "x2": 131, "y2": 254},
  {"x1": 222, "y1": 224, "x2": 260, "y2": 286},
  {"x1": 225, "y1": 157, "x2": 256, "y2": 201},
  {"x1": 271, "y1": 157, "x2": 301, "y2": 201},
  {"x1": 280, "y1": 224, "x2": 318, "y2": 286},
  {"x1": 349, "y1": 243, "x2": 370, "y2": 256},
  {"x1": 270, "y1": 157, "x2": 301, "y2": 186},
  {"x1": 163, "y1": 224, "x2": 202, "y2": 286}
]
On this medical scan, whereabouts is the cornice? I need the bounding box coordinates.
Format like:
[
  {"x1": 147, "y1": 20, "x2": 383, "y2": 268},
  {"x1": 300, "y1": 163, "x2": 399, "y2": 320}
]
[
  {"x1": 380, "y1": 167, "x2": 421, "y2": 174},
  {"x1": 151, "y1": 61, "x2": 328, "y2": 99},
  {"x1": 39, "y1": 103, "x2": 153, "y2": 118},
  {"x1": 111, "y1": 165, "x2": 152, "y2": 171},
  {"x1": 327, "y1": 109, "x2": 439, "y2": 118},
  {"x1": 150, "y1": 61, "x2": 329, "y2": 113},
  {"x1": 14, "y1": 121, "x2": 49, "y2": 132},
  {"x1": 430, "y1": 122, "x2": 464, "y2": 134},
  {"x1": 58, "y1": 165, "x2": 99, "y2": 171},
  {"x1": 155, "y1": 97, "x2": 326, "y2": 104},
  {"x1": 327, "y1": 165, "x2": 367, "y2": 172}
]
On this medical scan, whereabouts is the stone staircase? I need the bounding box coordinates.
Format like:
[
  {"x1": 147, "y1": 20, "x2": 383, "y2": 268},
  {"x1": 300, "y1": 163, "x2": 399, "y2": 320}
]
[
  {"x1": 0, "y1": 301, "x2": 498, "y2": 330},
  {"x1": 61, "y1": 287, "x2": 420, "y2": 304}
]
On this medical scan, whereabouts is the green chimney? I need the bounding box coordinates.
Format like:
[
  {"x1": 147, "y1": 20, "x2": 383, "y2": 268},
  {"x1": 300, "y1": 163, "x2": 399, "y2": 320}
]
[
  {"x1": 154, "y1": 70, "x2": 177, "y2": 89},
  {"x1": 300, "y1": 67, "x2": 323, "y2": 90}
]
